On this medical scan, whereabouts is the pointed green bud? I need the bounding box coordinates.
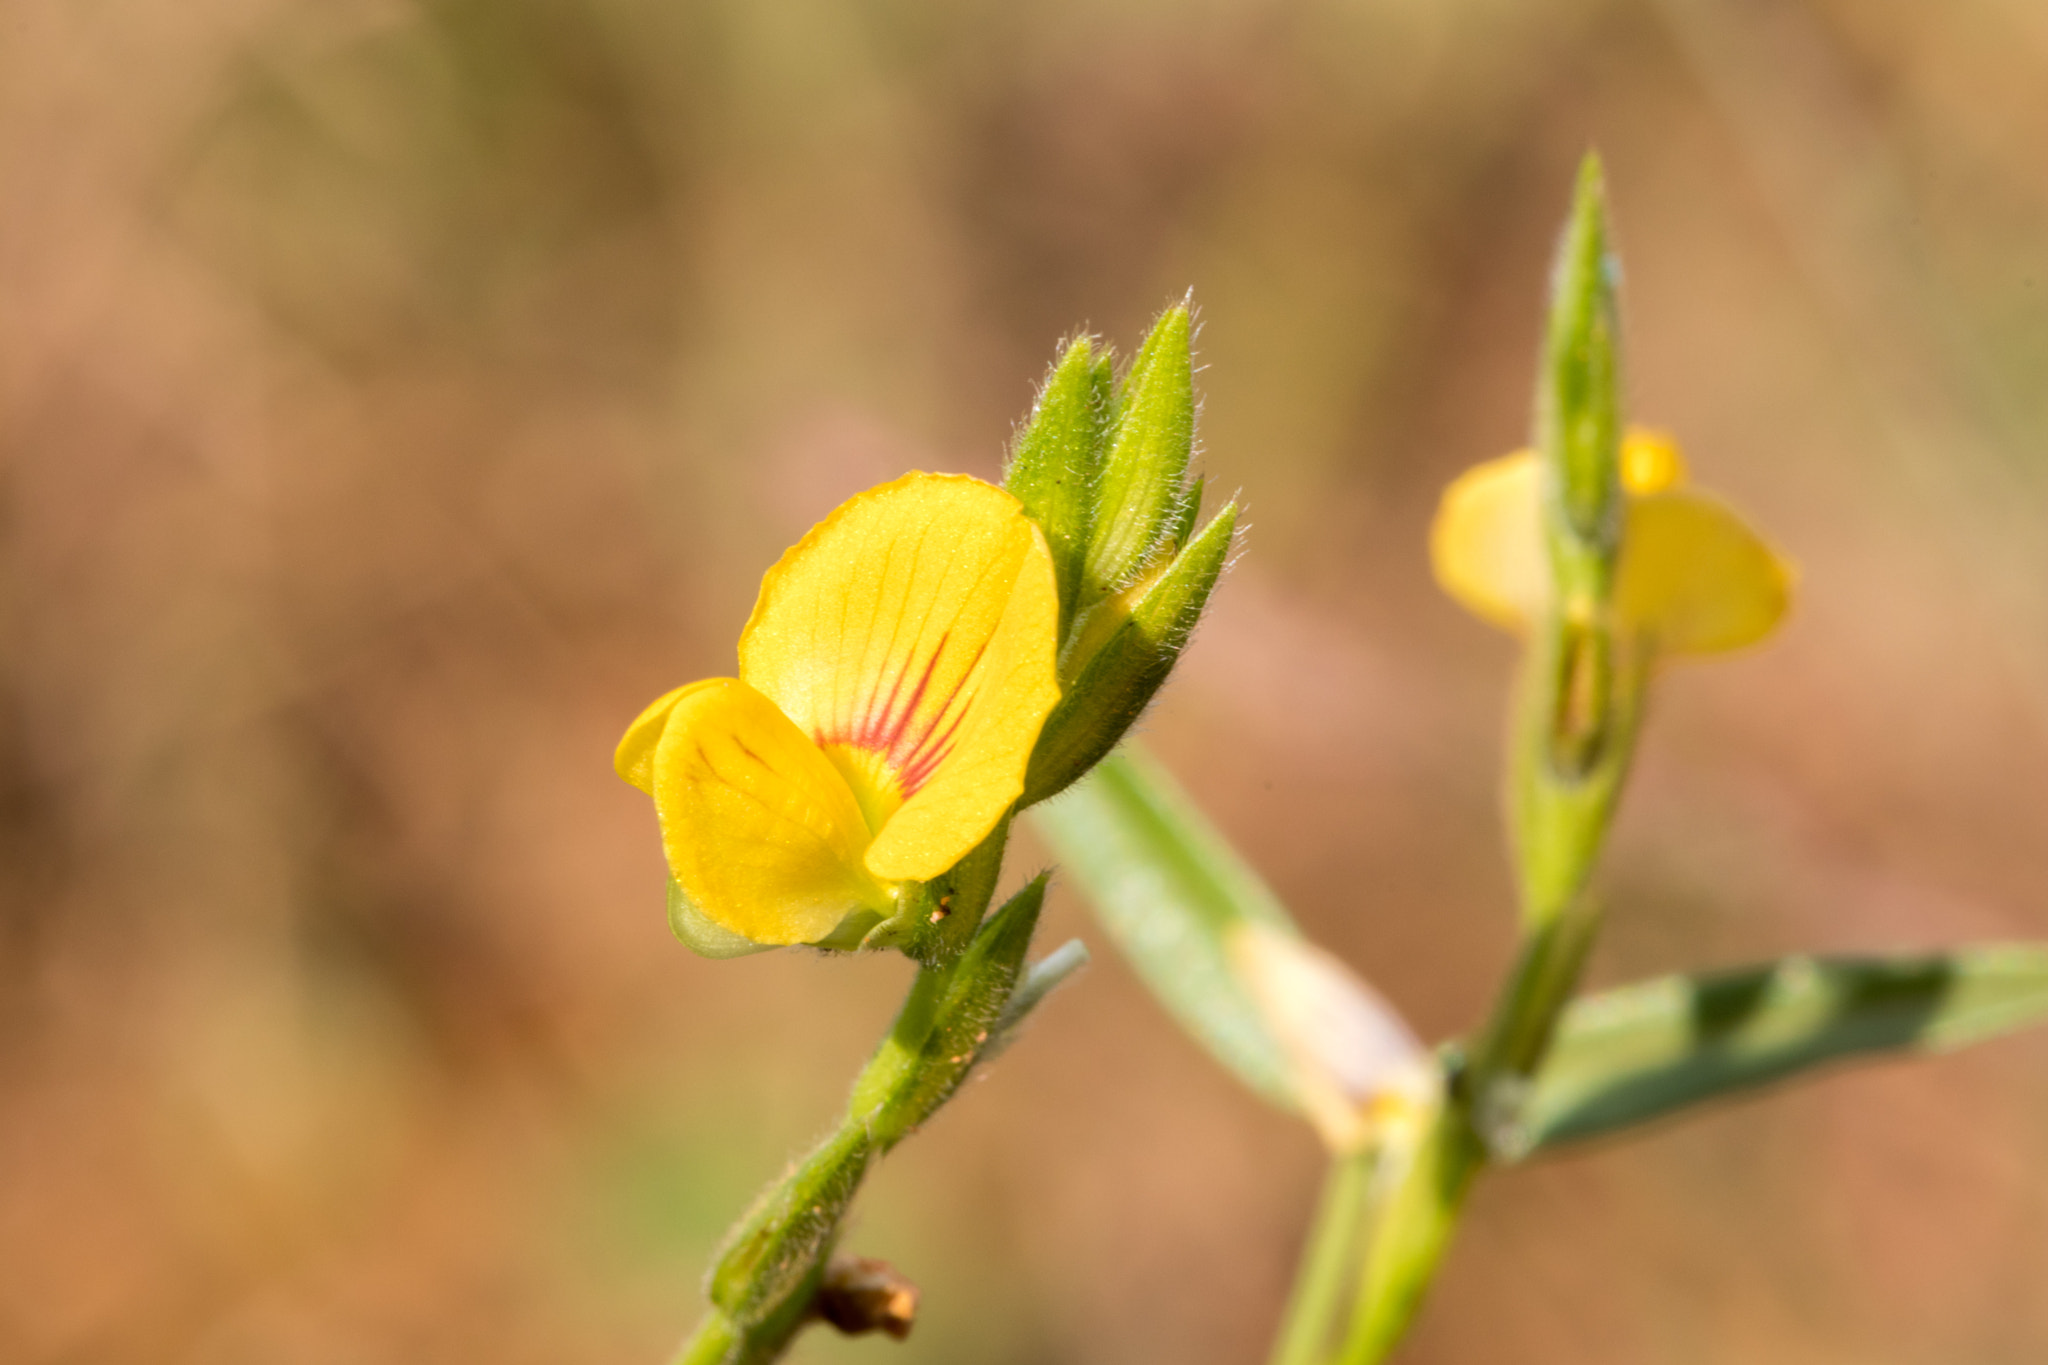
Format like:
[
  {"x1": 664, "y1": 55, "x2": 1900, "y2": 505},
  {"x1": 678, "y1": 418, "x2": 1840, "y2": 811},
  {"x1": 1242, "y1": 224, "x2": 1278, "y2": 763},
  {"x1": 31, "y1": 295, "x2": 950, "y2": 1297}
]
[
  {"x1": 1537, "y1": 153, "x2": 1623, "y2": 604},
  {"x1": 1082, "y1": 303, "x2": 1194, "y2": 606},
  {"x1": 1024, "y1": 501, "x2": 1238, "y2": 806},
  {"x1": 1005, "y1": 336, "x2": 1114, "y2": 638},
  {"x1": 860, "y1": 876, "x2": 1048, "y2": 1147}
]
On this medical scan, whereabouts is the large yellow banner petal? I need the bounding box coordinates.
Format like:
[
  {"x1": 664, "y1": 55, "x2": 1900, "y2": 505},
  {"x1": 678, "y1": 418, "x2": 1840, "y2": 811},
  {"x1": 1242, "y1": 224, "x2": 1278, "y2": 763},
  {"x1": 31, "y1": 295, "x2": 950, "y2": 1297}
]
[
  {"x1": 865, "y1": 534, "x2": 1058, "y2": 880},
  {"x1": 739, "y1": 473, "x2": 1061, "y2": 883},
  {"x1": 1617, "y1": 490, "x2": 1794, "y2": 656},
  {"x1": 650, "y1": 677, "x2": 890, "y2": 945}
]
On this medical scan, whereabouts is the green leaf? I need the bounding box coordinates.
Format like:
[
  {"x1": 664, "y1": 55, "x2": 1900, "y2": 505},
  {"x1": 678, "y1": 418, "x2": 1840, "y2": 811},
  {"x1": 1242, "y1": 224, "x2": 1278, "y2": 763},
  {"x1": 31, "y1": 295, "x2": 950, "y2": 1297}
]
[
  {"x1": 1082, "y1": 303, "x2": 1194, "y2": 606},
  {"x1": 985, "y1": 938, "x2": 1091, "y2": 1061},
  {"x1": 1004, "y1": 336, "x2": 1113, "y2": 639},
  {"x1": 1023, "y1": 503, "x2": 1237, "y2": 805},
  {"x1": 1030, "y1": 746, "x2": 1301, "y2": 1108},
  {"x1": 1516, "y1": 946, "x2": 2048, "y2": 1156}
]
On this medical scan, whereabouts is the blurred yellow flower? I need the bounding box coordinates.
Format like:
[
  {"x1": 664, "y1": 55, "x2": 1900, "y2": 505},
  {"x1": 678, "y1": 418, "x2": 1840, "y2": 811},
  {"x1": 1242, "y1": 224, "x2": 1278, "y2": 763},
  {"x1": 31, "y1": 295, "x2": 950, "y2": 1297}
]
[
  {"x1": 1430, "y1": 429, "x2": 1793, "y2": 656},
  {"x1": 616, "y1": 473, "x2": 1061, "y2": 949}
]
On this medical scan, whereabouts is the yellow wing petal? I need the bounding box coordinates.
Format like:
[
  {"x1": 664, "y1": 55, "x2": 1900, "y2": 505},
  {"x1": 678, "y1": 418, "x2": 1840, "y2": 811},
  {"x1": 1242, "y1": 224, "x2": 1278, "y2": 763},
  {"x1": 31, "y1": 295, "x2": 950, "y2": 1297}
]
[
  {"x1": 650, "y1": 677, "x2": 892, "y2": 946},
  {"x1": 740, "y1": 472, "x2": 1061, "y2": 883},
  {"x1": 1430, "y1": 450, "x2": 1545, "y2": 633},
  {"x1": 615, "y1": 679, "x2": 725, "y2": 794},
  {"x1": 1616, "y1": 489, "x2": 1794, "y2": 655}
]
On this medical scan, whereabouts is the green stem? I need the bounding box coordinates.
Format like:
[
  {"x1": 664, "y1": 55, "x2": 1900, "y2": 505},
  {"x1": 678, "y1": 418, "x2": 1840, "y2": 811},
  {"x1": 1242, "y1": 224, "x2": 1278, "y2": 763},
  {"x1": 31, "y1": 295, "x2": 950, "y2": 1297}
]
[
  {"x1": 669, "y1": 874, "x2": 1058, "y2": 1365},
  {"x1": 849, "y1": 955, "x2": 962, "y2": 1126},
  {"x1": 1332, "y1": 158, "x2": 1634, "y2": 1363},
  {"x1": 1339, "y1": 1112, "x2": 1484, "y2": 1365},
  {"x1": 670, "y1": 1313, "x2": 740, "y2": 1365},
  {"x1": 1336, "y1": 642, "x2": 1649, "y2": 1364},
  {"x1": 1268, "y1": 1148, "x2": 1377, "y2": 1365}
]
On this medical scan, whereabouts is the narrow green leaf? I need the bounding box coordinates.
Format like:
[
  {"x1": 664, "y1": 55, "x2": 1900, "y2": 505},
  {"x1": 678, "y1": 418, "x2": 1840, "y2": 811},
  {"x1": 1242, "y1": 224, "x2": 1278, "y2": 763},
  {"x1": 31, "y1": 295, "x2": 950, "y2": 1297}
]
[
  {"x1": 1004, "y1": 336, "x2": 1113, "y2": 638},
  {"x1": 1031, "y1": 745, "x2": 1301, "y2": 1108},
  {"x1": 1517, "y1": 946, "x2": 2048, "y2": 1155},
  {"x1": 985, "y1": 938, "x2": 1091, "y2": 1060},
  {"x1": 1082, "y1": 303, "x2": 1194, "y2": 605},
  {"x1": 1023, "y1": 502, "x2": 1236, "y2": 805}
]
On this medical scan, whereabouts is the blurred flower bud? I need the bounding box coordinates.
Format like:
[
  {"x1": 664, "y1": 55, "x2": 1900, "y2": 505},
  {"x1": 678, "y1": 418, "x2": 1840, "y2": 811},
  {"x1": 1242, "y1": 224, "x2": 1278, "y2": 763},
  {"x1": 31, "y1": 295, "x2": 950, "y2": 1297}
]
[
  {"x1": 1230, "y1": 922, "x2": 1439, "y2": 1153},
  {"x1": 1538, "y1": 154, "x2": 1623, "y2": 603}
]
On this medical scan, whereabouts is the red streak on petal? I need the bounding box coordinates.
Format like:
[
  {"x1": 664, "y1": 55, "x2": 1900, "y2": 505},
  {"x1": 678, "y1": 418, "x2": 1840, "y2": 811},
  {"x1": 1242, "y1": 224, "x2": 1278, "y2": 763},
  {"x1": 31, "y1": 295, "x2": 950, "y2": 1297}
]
[{"x1": 813, "y1": 629, "x2": 992, "y2": 799}]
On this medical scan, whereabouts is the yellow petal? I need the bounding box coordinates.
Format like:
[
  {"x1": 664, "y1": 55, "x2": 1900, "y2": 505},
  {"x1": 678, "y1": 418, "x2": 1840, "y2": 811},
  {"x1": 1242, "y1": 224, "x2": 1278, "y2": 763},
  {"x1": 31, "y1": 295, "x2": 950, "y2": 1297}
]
[
  {"x1": 1429, "y1": 450, "x2": 1544, "y2": 633},
  {"x1": 615, "y1": 679, "x2": 724, "y2": 794},
  {"x1": 739, "y1": 472, "x2": 1061, "y2": 883},
  {"x1": 1616, "y1": 489, "x2": 1794, "y2": 655},
  {"x1": 650, "y1": 677, "x2": 892, "y2": 946},
  {"x1": 1620, "y1": 427, "x2": 1689, "y2": 494}
]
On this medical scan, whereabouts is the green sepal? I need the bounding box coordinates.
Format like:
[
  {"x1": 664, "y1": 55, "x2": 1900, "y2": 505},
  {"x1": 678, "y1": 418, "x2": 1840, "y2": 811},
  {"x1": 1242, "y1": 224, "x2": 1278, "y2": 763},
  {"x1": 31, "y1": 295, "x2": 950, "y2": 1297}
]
[
  {"x1": 1081, "y1": 303, "x2": 1194, "y2": 607},
  {"x1": 668, "y1": 877, "x2": 777, "y2": 959},
  {"x1": 1537, "y1": 152, "x2": 1623, "y2": 604},
  {"x1": 1031, "y1": 746, "x2": 1302, "y2": 1110},
  {"x1": 1162, "y1": 475, "x2": 1204, "y2": 552},
  {"x1": 1004, "y1": 336, "x2": 1114, "y2": 639},
  {"x1": 878, "y1": 815, "x2": 1012, "y2": 963},
  {"x1": 1023, "y1": 502, "x2": 1236, "y2": 806},
  {"x1": 856, "y1": 876, "x2": 1049, "y2": 1148},
  {"x1": 668, "y1": 876, "x2": 887, "y2": 960},
  {"x1": 1514, "y1": 946, "x2": 2048, "y2": 1156}
]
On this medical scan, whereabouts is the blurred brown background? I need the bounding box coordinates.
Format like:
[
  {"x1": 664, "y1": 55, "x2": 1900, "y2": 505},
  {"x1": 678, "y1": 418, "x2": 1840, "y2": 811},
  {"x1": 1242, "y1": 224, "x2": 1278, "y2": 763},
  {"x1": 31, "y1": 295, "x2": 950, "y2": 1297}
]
[{"x1": 6, "y1": 0, "x2": 2048, "y2": 1361}]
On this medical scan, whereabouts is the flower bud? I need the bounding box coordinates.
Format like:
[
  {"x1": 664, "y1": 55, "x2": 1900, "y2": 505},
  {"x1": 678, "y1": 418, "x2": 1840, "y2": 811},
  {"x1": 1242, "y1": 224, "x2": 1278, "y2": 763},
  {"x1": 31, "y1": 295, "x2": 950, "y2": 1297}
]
[
  {"x1": 1230, "y1": 922, "x2": 1439, "y2": 1153},
  {"x1": 1022, "y1": 500, "x2": 1238, "y2": 806},
  {"x1": 1005, "y1": 336, "x2": 1114, "y2": 638},
  {"x1": 1537, "y1": 153, "x2": 1623, "y2": 604},
  {"x1": 1082, "y1": 303, "x2": 1195, "y2": 606}
]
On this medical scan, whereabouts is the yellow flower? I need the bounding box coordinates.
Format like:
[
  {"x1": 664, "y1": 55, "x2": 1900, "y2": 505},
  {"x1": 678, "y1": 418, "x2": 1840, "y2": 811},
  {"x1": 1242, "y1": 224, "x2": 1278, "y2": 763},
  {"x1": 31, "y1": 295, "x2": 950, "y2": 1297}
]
[
  {"x1": 615, "y1": 473, "x2": 1062, "y2": 950},
  {"x1": 1430, "y1": 428, "x2": 1794, "y2": 656}
]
